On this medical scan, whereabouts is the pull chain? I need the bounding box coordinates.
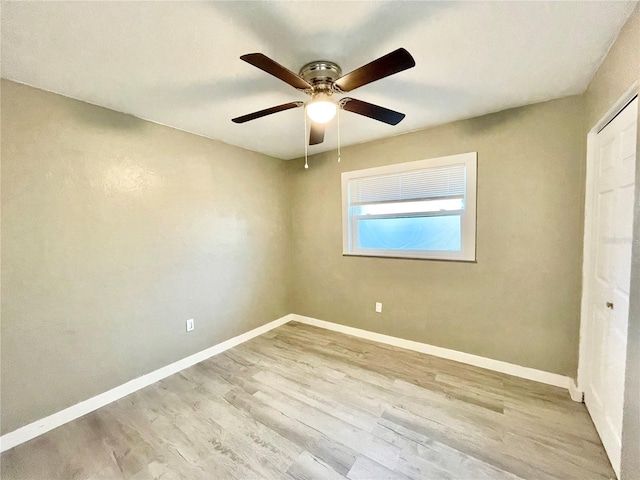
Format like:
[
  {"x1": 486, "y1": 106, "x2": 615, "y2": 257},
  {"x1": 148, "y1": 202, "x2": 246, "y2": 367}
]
[
  {"x1": 304, "y1": 106, "x2": 309, "y2": 169},
  {"x1": 337, "y1": 106, "x2": 341, "y2": 163}
]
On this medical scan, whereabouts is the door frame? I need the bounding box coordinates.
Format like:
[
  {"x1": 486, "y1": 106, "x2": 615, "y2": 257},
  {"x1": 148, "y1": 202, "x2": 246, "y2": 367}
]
[{"x1": 578, "y1": 81, "x2": 638, "y2": 399}]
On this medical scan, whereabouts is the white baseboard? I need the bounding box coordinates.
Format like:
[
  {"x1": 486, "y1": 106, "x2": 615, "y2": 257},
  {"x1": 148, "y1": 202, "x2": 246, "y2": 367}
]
[
  {"x1": 1, "y1": 312, "x2": 582, "y2": 453},
  {"x1": 292, "y1": 314, "x2": 581, "y2": 400},
  {"x1": 0, "y1": 314, "x2": 294, "y2": 453},
  {"x1": 568, "y1": 381, "x2": 584, "y2": 403}
]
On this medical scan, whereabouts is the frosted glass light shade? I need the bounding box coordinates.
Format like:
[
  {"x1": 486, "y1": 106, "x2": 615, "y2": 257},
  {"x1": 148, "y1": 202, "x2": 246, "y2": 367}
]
[{"x1": 306, "y1": 95, "x2": 337, "y2": 124}]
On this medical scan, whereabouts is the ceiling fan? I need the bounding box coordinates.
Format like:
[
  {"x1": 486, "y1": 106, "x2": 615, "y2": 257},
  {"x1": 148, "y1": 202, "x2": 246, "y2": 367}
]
[{"x1": 232, "y1": 48, "x2": 416, "y2": 146}]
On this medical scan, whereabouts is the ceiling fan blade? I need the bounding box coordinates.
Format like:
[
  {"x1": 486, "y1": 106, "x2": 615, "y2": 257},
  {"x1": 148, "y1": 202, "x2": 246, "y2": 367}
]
[
  {"x1": 232, "y1": 101, "x2": 303, "y2": 123},
  {"x1": 309, "y1": 122, "x2": 325, "y2": 145},
  {"x1": 333, "y1": 48, "x2": 415, "y2": 93},
  {"x1": 241, "y1": 53, "x2": 312, "y2": 91},
  {"x1": 340, "y1": 98, "x2": 405, "y2": 125}
]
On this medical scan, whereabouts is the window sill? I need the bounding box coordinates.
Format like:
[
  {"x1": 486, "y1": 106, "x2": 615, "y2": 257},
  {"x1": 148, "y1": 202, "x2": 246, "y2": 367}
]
[{"x1": 342, "y1": 253, "x2": 477, "y2": 263}]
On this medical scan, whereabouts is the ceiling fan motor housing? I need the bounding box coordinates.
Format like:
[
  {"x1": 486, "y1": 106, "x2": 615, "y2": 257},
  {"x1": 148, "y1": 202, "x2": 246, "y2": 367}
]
[{"x1": 299, "y1": 61, "x2": 342, "y2": 92}]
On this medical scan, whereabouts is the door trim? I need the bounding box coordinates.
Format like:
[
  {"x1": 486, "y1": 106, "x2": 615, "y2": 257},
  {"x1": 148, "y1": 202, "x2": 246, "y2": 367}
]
[{"x1": 578, "y1": 82, "x2": 638, "y2": 398}]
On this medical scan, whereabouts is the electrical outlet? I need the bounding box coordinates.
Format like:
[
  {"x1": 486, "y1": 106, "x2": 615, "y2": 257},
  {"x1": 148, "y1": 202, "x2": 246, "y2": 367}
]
[
  {"x1": 375, "y1": 302, "x2": 383, "y2": 313},
  {"x1": 186, "y1": 319, "x2": 195, "y2": 332}
]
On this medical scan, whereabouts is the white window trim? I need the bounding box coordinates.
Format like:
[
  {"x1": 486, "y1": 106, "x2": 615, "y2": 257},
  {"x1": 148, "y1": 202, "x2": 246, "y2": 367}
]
[{"x1": 341, "y1": 152, "x2": 477, "y2": 261}]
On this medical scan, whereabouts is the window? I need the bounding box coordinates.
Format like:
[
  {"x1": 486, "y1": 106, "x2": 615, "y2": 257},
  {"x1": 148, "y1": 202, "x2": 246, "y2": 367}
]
[{"x1": 341, "y1": 152, "x2": 477, "y2": 261}]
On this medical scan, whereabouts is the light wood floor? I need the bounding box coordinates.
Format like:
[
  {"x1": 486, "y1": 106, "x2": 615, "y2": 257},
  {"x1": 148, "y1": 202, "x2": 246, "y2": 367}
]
[{"x1": 1, "y1": 322, "x2": 614, "y2": 480}]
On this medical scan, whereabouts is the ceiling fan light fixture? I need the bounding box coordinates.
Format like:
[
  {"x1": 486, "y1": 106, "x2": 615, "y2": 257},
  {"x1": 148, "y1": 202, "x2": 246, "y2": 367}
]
[{"x1": 306, "y1": 94, "x2": 337, "y2": 124}]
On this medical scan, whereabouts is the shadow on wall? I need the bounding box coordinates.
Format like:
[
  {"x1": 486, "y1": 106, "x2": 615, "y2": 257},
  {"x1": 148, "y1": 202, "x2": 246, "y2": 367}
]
[
  {"x1": 458, "y1": 106, "x2": 526, "y2": 134},
  {"x1": 64, "y1": 98, "x2": 145, "y2": 131}
]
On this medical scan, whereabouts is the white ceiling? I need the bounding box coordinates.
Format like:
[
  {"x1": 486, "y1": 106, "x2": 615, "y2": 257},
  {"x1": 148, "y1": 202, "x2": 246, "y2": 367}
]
[{"x1": 1, "y1": 1, "x2": 637, "y2": 159}]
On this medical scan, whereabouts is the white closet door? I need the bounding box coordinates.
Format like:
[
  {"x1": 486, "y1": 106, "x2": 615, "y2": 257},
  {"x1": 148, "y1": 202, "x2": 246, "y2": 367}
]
[{"x1": 583, "y1": 96, "x2": 637, "y2": 478}]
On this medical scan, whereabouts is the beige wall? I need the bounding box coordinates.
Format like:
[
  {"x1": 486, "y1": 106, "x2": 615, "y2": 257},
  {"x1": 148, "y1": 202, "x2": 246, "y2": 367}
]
[
  {"x1": 0, "y1": 80, "x2": 291, "y2": 434},
  {"x1": 583, "y1": 4, "x2": 640, "y2": 479},
  {"x1": 288, "y1": 95, "x2": 586, "y2": 377}
]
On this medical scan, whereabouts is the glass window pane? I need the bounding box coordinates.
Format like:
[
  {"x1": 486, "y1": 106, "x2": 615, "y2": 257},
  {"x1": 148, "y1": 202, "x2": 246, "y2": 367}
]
[{"x1": 357, "y1": 216, "x2": 461, "y2": 251}]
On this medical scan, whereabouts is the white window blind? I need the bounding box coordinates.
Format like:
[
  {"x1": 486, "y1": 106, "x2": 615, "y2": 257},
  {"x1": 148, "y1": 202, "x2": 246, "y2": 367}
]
[{"x1": 348, "y1": 164, "x2": 466, "y2": 205}]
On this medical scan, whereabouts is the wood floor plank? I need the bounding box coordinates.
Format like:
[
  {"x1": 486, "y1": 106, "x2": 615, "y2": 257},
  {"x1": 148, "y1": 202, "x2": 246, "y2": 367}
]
[
  {"x1": 285, "y1": 451, "x2": 349, "y2": 480},
  {"x1": 1, "y1": 322, "x2": 616, "y2": 480},
  {"x1": 373, "y1": 418, "x2": 522, "y2": 480},
  {"x1": 253, "y1": 369, "x2": 381, "y2": 432},
  {"x1": 251, "y1": 388, "x2": 402, "y2": 471},
  {"x1": 222, "y1": 387, "x2": 358, "y2": 476},
  {"x1": 347, "y1": 455, "x2": 411, "y2": 480}
]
